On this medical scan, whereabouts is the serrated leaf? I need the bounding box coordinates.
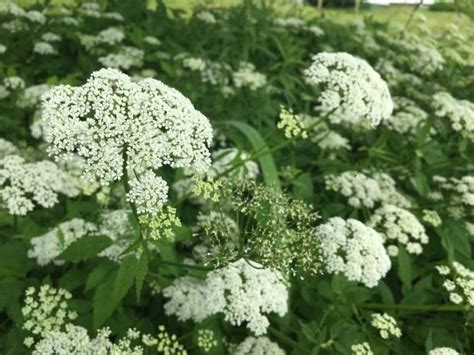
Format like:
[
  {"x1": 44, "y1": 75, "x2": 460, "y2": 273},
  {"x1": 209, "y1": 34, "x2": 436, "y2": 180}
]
[
  {"x1": 60, "y1": 235, "x2": 113, "y2": 262},
  {"x1": 85, "y1": 261, "x2": 116, "y2": 292},
  {"x1": 93, "y1": 255, "x2": 138, "y2": 328}
]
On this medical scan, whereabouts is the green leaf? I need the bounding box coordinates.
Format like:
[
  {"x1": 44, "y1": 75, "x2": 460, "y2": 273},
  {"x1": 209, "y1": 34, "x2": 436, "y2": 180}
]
[
  {"x1": 223, "y1": 121, "x2": 281, "y2": 192},
  {"x1": 85, "y1": 261, "x2": 116, "y2": 292},
  {"x1": 60, "y1": 235, "x2": 113, "y2": 263},
  {"x1": 93, "y1": 255, "x2": 138, "y2": 328},
  {"x1": 292, "y1": 172, "x2": 313, "y2": 202},
  {"x1": 113, "y1": 255, "x2": 139, "y2": 303},
  {"x1": 135, "y1": 250, "x2": 149, "y2": 302},
  {"x1": 410, "y1": 170, "x2": 429, "y2": 197},
  {"x1": 397, "y1": 248, "x2": 412, "y2": 294}
]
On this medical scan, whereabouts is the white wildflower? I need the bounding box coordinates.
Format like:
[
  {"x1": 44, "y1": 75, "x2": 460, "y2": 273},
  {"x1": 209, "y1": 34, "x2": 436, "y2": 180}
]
[
  {"x1": 144, "y1": 36, "x2": 161, "y2": 46},
  {"x1": 385, "y1": 97, "x2": 429, "y2": 136},
  {"x1": 24, "y1": 10, "x2": 46, "y2": 24},
  {"x1": 0, "y1": 138, "x2": 19, "y2": 158},
  {"x1": 429, "y1": 347, "x2": 460, "y2": 355},
  {"x1": 0, "y1": 155, "x2": 74, "y2": 215},
  {"x1": 351, "y1": 342, "x2": 373, "y2": 355},
  {"x1": 233, "y1": 62, "x2": 267, "y2": 91},
  {"x1": 163, "y1": 259, "x2": 288, "y2": 335},
  {"x1": 41, "y1": 69, "x2": 212, "y2": 191},
  {"x1": 98, "y1": 46, "x2": 144, "y2": 69},
  {"x1": 3, "y1": 76, "x2": 25, "y2": 91},
  {"x1": 369, "y1": 205, "x2": 429, "y2": 256},
  {"x1": 41, "y1": 32, "x2": 61, "y2": 42},
  {"x1": 277, "y1": 106, "x2": 308, "y2": 139},
  {"x1": 371, "y1": 313, "x2": 402, "y2": 339},
  {"x1": 315, "y1": 217, "x2": 391, "y2": 288},
  {"x1": 21, "y1": 285, "x2": 76, "y2": 343},
  {"x1": 304, "y1": 52, "x2": 393, "y2": 127},
  {"x1": 126, "y1": 170, "x2": 168, "y2": 214},
  {"x1": 325, "y1": 171, "x2": 409, "y2": 209},
  {"x1": 28, "y1": 219, "x2": 97, "y2": 266},
  {"x1": 433, "y1": 92, "x2": 474, "y2": 141},
  {"x1": 196, "y1": 11, "x2": 216, "y2": 24},
  {"x1": 233, "y1": 336, "x2": 285, "y2": 355},
  {"x1": 422, "y1": 209, "x2": 442, "y2": 227},
  {"x1": 437, "y1": 262, "x2": 474, "y2": 307},
  {"x1": 33, "y1": 42, "x2": 57, "y2": 55}
]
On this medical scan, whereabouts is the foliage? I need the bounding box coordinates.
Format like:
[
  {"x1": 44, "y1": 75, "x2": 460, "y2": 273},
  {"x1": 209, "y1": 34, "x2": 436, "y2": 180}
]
[{"x1": 0, "y1": 0, "x2": 474, "y2": 354}]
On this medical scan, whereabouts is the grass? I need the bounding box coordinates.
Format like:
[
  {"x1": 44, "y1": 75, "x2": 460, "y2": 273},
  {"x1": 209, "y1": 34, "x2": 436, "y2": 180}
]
[{"x1": 13, "y1": 0, "x2": 474, "y2": 34}]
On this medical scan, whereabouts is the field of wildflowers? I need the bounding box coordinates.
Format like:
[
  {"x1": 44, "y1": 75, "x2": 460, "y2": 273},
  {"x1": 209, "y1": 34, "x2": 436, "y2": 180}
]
[{"x1": 0, "y1": 0, "x2": 473, "y2": 354}]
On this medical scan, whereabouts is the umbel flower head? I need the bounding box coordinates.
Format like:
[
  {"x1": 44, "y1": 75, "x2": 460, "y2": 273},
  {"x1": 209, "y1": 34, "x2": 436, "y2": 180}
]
[
  {"x1": 163, "y1": 258, "x2": 288, "y2": 336},
  {"x1": 41, "y1": 68, "x2": 213, "y2": 186},
  {"x1": 304, "y1": 52, "x2": 393, "y2": 127},
  {"x1": 315, "y1": 217, "x2": 391, "y2": 288}
]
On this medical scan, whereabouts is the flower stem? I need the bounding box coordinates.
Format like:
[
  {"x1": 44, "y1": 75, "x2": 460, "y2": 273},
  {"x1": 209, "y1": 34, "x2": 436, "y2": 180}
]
[
  {"x1": 358, "y1": 303, "x2": 473, "y2": 313},
  {"x1": 268, "y1": 326, "x2": 310, "y2": 354}
]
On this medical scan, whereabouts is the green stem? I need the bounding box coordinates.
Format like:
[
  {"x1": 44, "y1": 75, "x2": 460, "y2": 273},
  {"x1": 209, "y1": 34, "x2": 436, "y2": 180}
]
[
  {"x1": 268, "y1": 326, "x2": 310, "y2": 354},
  {"x1": 156, "y1": 258, "x2": 213, "y2": 272},
  {"x1": 358, "y1": 303, "x2": 473, "y2": 313}
]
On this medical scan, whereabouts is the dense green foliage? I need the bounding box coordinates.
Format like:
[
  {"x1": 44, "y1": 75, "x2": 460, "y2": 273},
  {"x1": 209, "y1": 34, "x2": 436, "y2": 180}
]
[{"x1": 0, "y1": 0, "x2": 473, "y2": 354}]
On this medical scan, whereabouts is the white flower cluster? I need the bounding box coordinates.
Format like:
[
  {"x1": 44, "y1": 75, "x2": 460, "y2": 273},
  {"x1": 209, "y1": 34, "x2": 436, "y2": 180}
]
[
  {"x1": 274, "y1": 17, "x2": 306, "y2": 28},
  {"x1": 181, "y1": 55, "x2": 232, "y2": 91},
  {"x1": 127, "y1": 170, "x2": 169, "y2": 214},
  {"x1": 436, "y1": 263, "x2": 474, "y2": 307},
  {"x1": 394, "y1": 33, "x2": 444, "y2": 76},
  {"x1": 277, "y1": 106, "x2": 308, "y2": 139},
  {"x1": 433, "y1": 92, "x2": 474, "y2": 140},
  {"x1": 163, "y1": 259, "x2": 288, "y2": 335},
  {"x1": 0, "y1": 1, "x2": 27, "y2": 17},
  {"x1": 370, "y1": 313, "x2": 402, "y2": 339},
  {"x1": 22, "y1": 285, "x2": 77, "y2": 347},
  {"x1": 28, "y1": 210, "x2": 142, "y2": 265},
  {"x1": 434, "y1": 175, "x2": 474, "y2": 211},
  {"x1": 22, "y1": 286, "x2": 183, "y2": 354},
  {"x1": 41, "y1": 32, "x2": 61, "y2": 42},
  {"x1": 302, "y1": 115, "x2": 350, "y2": 151},
  {"x1": 325, "y1": 171, "x2": 410, "y2": 209},
  {"x1": 33, "y1": 42, "x2": 57, "y2": 55},
  {"x1": 195, "y1": 11, "x2": 217, "y2": 24},
  {"x1": 0, "y1": 155, "x2": 75, "y2": 215},
  {"x1": 32, "y1": 324, "x2": 144, "y2": 355},
  {"x1": 233, "y1": 62, "x2": 267, "y2": 91},
  {"x1": 422, "y1": 209, "x2": 442, "y2": 227},
  {"x1": 98, "y1": 46, "x2": 144, "y2": 69},
  {"x1": 0, "y1": 138, "x2": 19, "y2": 158},
  {"x1": 429, "y1": 347, "x2": 460, "y2": 355},
  {"x1": 0, "y1": 76, "x2": 25, "y2": 99},
  {"x1": 369, "y1": 205, "x2": 429, "y2": 256},
  {"x1": 78, "y1": 2, "x2": 124, "y2": 21},
  {"x1": 17, "y1": 84, "x2": 50, "y2": 108},
  {"x1": 351, "y1": 342, "x2": 373, "y2": 355},
  {"x1": 28, "y1": 218, "x2": 97, "y2": 266},
  {"x1": 384, "y1": 97, "x2": 429, "y2": 136},
  {"x1": 315, "y1": 217, "x2": 391, "y2": 288},
  {"x1": 144, "y1": 36, "x2": 161, "y2": 46},
  {"x1": 196, "y1": 329, "x2": 218, "y2": 352},
  {"x1": 304, "y1": 52, "x2": 393, "y2": 127},
  {"x1": 233, "y1": 336, "x2": 285, "y2": 355},
  {"x1": 41, "y1": 69, "x2": 213, "y2": 209}
]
